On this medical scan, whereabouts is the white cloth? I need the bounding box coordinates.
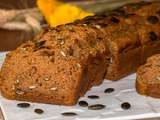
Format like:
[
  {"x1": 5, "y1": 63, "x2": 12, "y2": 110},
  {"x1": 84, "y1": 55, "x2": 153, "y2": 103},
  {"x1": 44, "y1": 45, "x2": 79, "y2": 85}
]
[{"x1": 0, "y1": 52, "x2": 160, "y2": 120}]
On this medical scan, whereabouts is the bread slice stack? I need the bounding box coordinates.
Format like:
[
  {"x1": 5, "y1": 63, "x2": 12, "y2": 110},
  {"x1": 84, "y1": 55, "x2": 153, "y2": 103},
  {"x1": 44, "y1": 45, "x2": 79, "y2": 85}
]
[{"x1": 0, "y1": 1, "x2": 160, "y2": 105}]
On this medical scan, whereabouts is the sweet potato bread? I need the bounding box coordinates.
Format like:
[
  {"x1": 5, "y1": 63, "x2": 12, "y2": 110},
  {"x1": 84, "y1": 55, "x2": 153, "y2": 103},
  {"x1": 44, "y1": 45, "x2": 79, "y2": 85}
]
[
  {"x1": 1, "y1": 1, "x2": 160, "y2": 105},
  {"x1": 104, "y1": 1, "x2": 160, "y2": 80},
  {"x1": 136, "y1": 54, "x2": 160, "y2": 98},
  {"x1": 78, "y1": 1, "x2": 160, "y2": 80},
  {"x1": 0, "y1": 23, "x2": 109, "y2": 105}
]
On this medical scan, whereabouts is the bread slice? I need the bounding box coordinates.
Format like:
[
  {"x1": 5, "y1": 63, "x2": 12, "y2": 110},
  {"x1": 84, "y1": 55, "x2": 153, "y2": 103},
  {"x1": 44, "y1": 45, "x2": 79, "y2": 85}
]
[
  {"x1": 104, "y1": 1, "x2": 160, "y2": 80},
  {"x1": 136, "y1": 54, "x2": 160, "y2": 98},
  {"x1": 0, "y1": 24, "x2": 109, "y2": 105}
]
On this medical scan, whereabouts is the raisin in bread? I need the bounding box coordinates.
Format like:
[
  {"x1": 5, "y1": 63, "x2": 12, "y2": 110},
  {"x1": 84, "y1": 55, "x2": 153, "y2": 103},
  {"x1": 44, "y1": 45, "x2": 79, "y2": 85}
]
[{"x1": 136, "y1": 54, "x2": 160, "y2": 98}]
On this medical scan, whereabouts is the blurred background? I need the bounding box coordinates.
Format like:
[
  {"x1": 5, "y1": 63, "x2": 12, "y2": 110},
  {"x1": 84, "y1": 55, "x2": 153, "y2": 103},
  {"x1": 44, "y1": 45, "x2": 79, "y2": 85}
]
[{"x1": 0, "y1": 0, "x2": 154, "y2": 51}]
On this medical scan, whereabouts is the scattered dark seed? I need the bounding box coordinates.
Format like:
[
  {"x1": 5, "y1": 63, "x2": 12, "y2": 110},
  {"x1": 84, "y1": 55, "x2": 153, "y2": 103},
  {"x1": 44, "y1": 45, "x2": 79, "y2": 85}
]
[
  {"x1": 110, "y1": 17, "x2": 120, "y2": 23},
  {"x1": 17, "y1": 103, "x2": 30, "y2": 108},
  {"x1": 88, "y1": 104, "x2": 106, "y2": 110},
  {"x1": 147, "y1": 16, "x2": 159, "y2": 24},
  {"x1": 121, "y1": 102, "x2": 131, "y2": 110},
  {"x1": 149, "y1": 31, "x2": 158, "y2": 41},
  {"x1": 88, "y1": 95, "x2": 99, "y2": 99},
  {"x1": 104, "y1": 88, "x2": 114, "y2": 93},
  {"x1": 78, "y1": 101, "x2": 88, "y2": 107},
  {"x1": 34, "y1": 108, "x2": 44, "y2": 114},
  {"x1": 74, "y1": 19, "x2": 81, "y2": 24},
  {"x1": 84, "y1": 16, "x2": 95, "y2": 21},
  {"x1": 62, "y1": 112, "x2": 77, "y2": 116},
  {"x1": 35, "y1": 41, "x2": 46, "y2": 49}
]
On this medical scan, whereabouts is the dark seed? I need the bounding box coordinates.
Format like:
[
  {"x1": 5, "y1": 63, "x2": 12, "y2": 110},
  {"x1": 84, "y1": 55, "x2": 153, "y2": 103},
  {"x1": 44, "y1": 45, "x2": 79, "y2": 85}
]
[
  {"x1": 74, "y1": 19, "x2": 81, "y2": 24},
  {"x1": 88, "y1": 95, "x2": 99, "y2": 99},
  {"x1": 147, "y1": 16, "x2": 159, "y2": 24},
  {"x1": 110, "y1": 17, "x2": 120, "y2": 23},
  {"x1": 34, "y1": 109, "x2": 44, "y2": 114},
  {"x1": 17, "y1": 103, "x2": 30, "y2": 108},
  {"x1": 149, "y1": 31, "x2": 158, "y2": 41},
  {"x1": 121, "y1": 102, "x2": 131, "y2": 110},
  {"x1": 84, "y1": 16, "x2": 95, "y2": 21},
  {"x1": 79, "y1": 101, "x2": 88, "y2": 107},
  {"x1": 88, "y1": 104, "x2": 106, "y2": 110},
  {"x1": 104, "y1": 88, "x2": 114, "y2": 93},
  {"x1": 62, "y1": 112, "x2": 77, "y2": 116},
  {"x1": 35, "y1": 41, "x2": 46, "y2": 49}
]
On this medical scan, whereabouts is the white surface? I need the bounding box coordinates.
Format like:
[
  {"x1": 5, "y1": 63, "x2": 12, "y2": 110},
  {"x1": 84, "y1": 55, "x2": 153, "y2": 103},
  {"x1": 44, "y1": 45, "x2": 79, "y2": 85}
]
[{"x1": 0, "y1": 52, "x2": 160, "y2": 120}]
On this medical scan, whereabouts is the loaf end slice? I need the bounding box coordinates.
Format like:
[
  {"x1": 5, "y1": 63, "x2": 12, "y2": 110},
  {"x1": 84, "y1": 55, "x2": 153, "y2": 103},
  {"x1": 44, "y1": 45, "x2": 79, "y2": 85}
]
[
  {"x1": 0, "y1": 22, "x2": 109, "y2": 105},
  {"x1": 136, "y1": 54, "x2": 160, "y2": 98}
]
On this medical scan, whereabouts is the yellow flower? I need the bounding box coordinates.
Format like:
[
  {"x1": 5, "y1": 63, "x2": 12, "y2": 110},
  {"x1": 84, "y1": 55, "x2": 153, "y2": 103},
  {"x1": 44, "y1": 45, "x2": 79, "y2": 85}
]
[{"x1": 37, "y1": 0, "x2": 94, "y2": 27}]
